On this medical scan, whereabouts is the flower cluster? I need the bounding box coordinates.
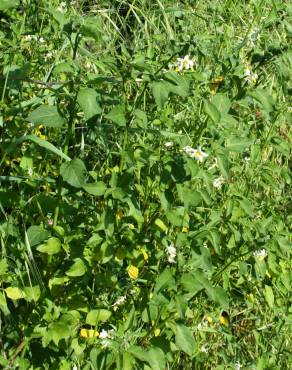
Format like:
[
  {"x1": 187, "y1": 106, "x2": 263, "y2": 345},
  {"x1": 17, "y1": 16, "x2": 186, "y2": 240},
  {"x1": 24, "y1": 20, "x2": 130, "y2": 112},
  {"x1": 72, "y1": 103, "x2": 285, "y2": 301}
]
[
  {"x1": 183, "y1": 146, "x2": 208, "y2": 162},
  {"x1": 243, "y1": 62, "x2": 258, "y2": 85},
  {"x1": 253, "y1": 249, "x2": 267, "y2": 260},
  {"x1": 169, "y1": 55, "x2": 196, "y2": 72},
  {"x1": 247, "y1": 28, "x2": 260, "y2": 48},
  {"x1": 166, "y1": 244, "x2": 176, "y2": 264},
  {"x1": 99, "y1": 329, "x2": 114, "y2": 348},
  {"x1": 213, "y1": 176, "x2": 225, "y2": 189}
]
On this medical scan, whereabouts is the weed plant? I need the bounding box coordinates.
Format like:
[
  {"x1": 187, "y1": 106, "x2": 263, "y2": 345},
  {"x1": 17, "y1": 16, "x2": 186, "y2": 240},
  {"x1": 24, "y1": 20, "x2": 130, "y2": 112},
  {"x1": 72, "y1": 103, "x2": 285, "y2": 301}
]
[{"x1": 0, "y1": 0, "x2": 291, "y2": 369}]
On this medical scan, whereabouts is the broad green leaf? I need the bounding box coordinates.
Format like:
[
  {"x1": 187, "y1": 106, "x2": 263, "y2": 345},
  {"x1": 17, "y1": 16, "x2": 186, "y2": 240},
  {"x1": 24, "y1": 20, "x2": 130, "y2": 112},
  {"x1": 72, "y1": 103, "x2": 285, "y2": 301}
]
[
  {"x1": 23, "y1": 285, "x2": 41, "y2": 302},
  {"x1": 6, "y1": 135, "x2": 71, "y2": 161},
  {"x1": 86, "y1": 309, "x2": 112, "y2": 325},
  {"x1": 177, "y1": 184, "x2": 202, "y2": 207},
  {"x1": 154, "y1": 218, "x2": 168, "y2": 232},
  {"x1": 27, "y1": 225, "x2": 50, "y2": 247},
  {"x1": 147, "y1": 347, "x2": 165, "y2": 370},
  {"x1": 151, "y1": 81, "x2": 170, "y2": 109},
  {"x1": 0, "y1": 292, "x2": 10, "y2": 316},
  {"x1": 164, "y1": 71, "x2": 189, "y2": 97},
  {"x1": 83, "y1": 182, "x2": 107, "y2": 196},
  {"x1": 0, "y1": 258, "x2": 8, "y2": 276},
  {"x1": 37, "y1": 237, "x2": 61, "y2": 255},
  {"x1": 211, "y1": 94, "x2": 231, "y2": 115},
  {"x1": 175, "y1": 324, "x2": 195, "y2": 356},
  {"x1": 66, "y1": 258, "x2": 87, "y2": 277},
  {"x1": 77, "y1": 88, "x2": 101, "y2": 120},
  {"x1": 105, "y1": 105, "x2": 126, "y2": 126},
  {"x1": 247, "y1": 89, "x2": 275, "y2": 113},
  {"x1": 204, "y1": 100, "x2": 220, "y2": 124},
  {"x1": 128, "y1": 346, "x2": 148, "y2": 362},
  {"x1": 0, "y1": 0, "x2": 19, "y2": 10},
  {"x1": 225, "y1": 136, "x2": 253, "y2": 152},
  {"x1": 60, "y1": 158, "x2": 86, "y2": 187},
  {"x1": 264, "y1": 285, "x2": 274, "y2": 308},
  {"x1": 180, "y1": 273, "x2": 203, "y2": 295},
  {"x1": 47, "y1": 314, "x2": 77, "y2": 345},
  {"x1": 5, "y1": 287, "x2": 25, "y2": 300},
  {"x1": 154, "y1": 268, "x2": 175, "y2": 293},
  {"x1": 27, "y1": 105, "x2": 64, "y2": 128}
]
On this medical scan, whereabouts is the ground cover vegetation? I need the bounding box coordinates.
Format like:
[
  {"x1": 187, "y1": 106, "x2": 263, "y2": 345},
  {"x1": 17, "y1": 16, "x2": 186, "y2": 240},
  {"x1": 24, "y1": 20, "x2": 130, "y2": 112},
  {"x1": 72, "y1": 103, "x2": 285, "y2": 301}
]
[{"x1": 0, "y1": 0, "x2": 291, "y2": 369}]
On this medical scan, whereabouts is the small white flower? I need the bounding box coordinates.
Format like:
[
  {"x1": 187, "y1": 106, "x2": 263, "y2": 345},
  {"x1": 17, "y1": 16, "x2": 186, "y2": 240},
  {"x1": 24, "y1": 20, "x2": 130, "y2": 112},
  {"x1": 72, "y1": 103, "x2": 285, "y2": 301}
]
[
  {"x1": 213, "y1": 176, "x2": 225, "y2": 189},
  {"x1": 164, "y1": 141, "x2": 173, "y2": 148},
  {"x1": 99, "y1": 329, "x2": 108, "y2": 339},
  {"x1": 184, "y1": 146, "x2": 208, "y2": 162},
  {"x1": 197, "y1": 320, "x2": 208, "y2": 331},
  {"x1": 244, "y1": 67, "x2": 258, "y2": 85},
  {"x1": 171, "y1": 55, "x2": 196, "y2": 72},
  {"x1": 27, "y1": 168, "x2": 33, "y2": 176},
  {"x1": 39, "y1": 37, "x2": 45, "y2": 44},
  {"x1": 57, "y1": 1, "x2": 67, "y2": 13},
  {"x1": 253, "y1": 249, "x2": 267, "y2": 260},
  {"x1": 72, "y1": 366, "x2": 78, "y2": 370},
  {"x1": 235, "y1": 361, "x2": 241, "y2": 370},
  {"x1": 112, "y1": 296, "x2": 126, "y2": 307},
  {"x1": 166, "y1": 244, "x2": 176, "y2": 264},
  {"x1": 45, "y1": 52, "x2": 53, "y2": 60},
  {"x1": 287, "y1": 106, "x2": 292, "y2": 113},
  {"x1": 200, "y1": 344, "x2": 208, "y2": 353}
]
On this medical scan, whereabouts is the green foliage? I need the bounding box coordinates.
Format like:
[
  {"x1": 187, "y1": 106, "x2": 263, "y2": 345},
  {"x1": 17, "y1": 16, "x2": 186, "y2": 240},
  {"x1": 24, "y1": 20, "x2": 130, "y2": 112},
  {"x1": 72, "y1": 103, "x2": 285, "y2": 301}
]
[{"x1": 0, "y1": 0, "x2": 291, "y2": 369}]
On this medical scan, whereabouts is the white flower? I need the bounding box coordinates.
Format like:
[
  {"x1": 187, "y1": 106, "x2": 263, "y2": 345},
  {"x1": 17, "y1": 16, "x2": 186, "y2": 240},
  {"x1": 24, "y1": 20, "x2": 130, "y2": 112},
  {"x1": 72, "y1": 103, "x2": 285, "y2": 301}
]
[
  {"x1": 27, "y1": 168, "x2": 33, "y2": 176},
  {"x1": 99, "y1": 329, "x2": 108, "y2": 339},
  {"x1": 45, "y1": 52, "x2": 53, "y2": 60},
  {"x1": 197, "y1": 320, "x2": 208, "y2": 331},
  {"x1": 72, "y1": 366, "x2": 78, "y2": 370},
  {"x1": 57, "y1": 2, "x2": 67, "y2": 12},
  {"x1": 200, "y1": 344, "x2": 208, "y2": 353},
  {"x1": 248, "y1": 28, "x2": 260, "y2": 48},
  {"x1": 39, "y1": 37, "x2": 45, "y2": 44},
  {"x1": 213, "y1": 176, "x2": 225, "y2": 189},
  {"x1": 287, "y1": 106, "x2": 292, "y2": 113},
  {"x1": 183, "y1": 146, "x2": 208, "y2": 162},
  {"x1": 166, "y1": 244, "x2": 176, "y2": 264},
  {"x1": 244, "y1": 67, "x2": 258, "y2": 85},
  {"x1": 235, "y1": 361, "x2": 241, "y2": 370},
  {"x1": 164, "y1": 141, "x2": 173, "y2": 148},
  {"x1": 112, "y1": 296, "x2": 126, "y2": 307},
  {"x1": 253, "y1": 249, "x2": 267, "y2": 260},
  {"x1": 171, "y1": 55, "x2": 196, "y2": 72},
  {"x1": 23, "y1": 35, "x2": 37, "y2": 42}
]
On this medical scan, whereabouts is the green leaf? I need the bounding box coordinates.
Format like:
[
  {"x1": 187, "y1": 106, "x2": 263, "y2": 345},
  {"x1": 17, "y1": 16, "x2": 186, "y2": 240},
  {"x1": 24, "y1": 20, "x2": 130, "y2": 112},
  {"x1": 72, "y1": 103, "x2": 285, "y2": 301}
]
[
  {"x1": 66, "y1": 258, "x2": 87, "y2": 277},
  {"x1": 164, "y1": 71, "x2": 189, "y2": 97},
  {"x1": 77, "y1": 88, "x2": 101, "y2": 121},
  {"x1": 86, "y1": 309, "x2": 112, "y2": 325},
  {"x1": 27, "y1": 225, "x2": 50, "y2": 247},
  {"x1": 6, "y1": 135, "x2": 71, "y2": 161},
  {"x1": 175, "y1": 324, "x2": 195, "y2": 356},
  {"x1": 204, "y1": 100, "x2": 220, "y2": 124},
  {"x1": 5, "y1": 287, "x2": 25, "y2": 300},
  {"x1": 0, "y1": 0, "x2": 19, "y2": 10},
  {"x1": 247, "y1": 88, "x2": 275, "y2": 113},
  {"x1": 23, "y1": 285, "x2": 40, "y2": 302},
  {"x1": 37, "y1": 237, "x2": 61, "y2": 255},
  {"x1": 83, "y1": 182, "x2": 107, "y2": 196},
  {"x1": 151, "y1": 81, "x2": 170, "y2": 109},
  {"x1": 225, "y1": 136, "x2": 253, "y2": 152},
  {"x1": 60, "y1": 158, "x2": 86, "y2": 187},
  {"x1": 0, "y1": 292, "x2": 10, "y2": 316},
  {"x1": 211, "y1": 94, "x2": 231, "y2": 115},
  {"x1": 180, "y1": 273, "x2": 204, "y2": 295},
  {"x1": 47, "y1": 314, "x2": 77, "y2": 346},
  {"x1": 105, "y1": 105, "x2": 126, "y2": 126},
  {"x1": 177, "y1": 184, "x2": 202, "y2": 207},
  {"x1": 0, "y1": 258, "x2": 8, "y2": 276},
  {"x1": 264, "y1": 285, "x2": 274, "y2": 308},
  {"x1": 154, "y1": 268, "x2": 175, "y2": 293},
  {"x1": 27, "y1": 105, "x2": 64, "y2": 128},
  {"x1": 147, "y1": 347, "x2": 165, "y2": 370}
]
